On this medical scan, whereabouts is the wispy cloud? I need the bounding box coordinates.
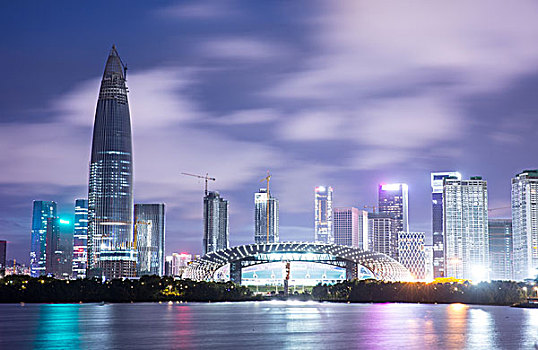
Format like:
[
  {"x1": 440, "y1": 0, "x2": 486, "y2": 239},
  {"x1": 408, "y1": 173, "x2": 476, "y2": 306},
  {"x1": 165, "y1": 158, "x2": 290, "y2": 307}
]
[
  {"x1": 199, "y1": 37, "x2": 289, "y2": 61},
  {"x1": 155, "y1": 1, "x2": 239, "y2": 20}
]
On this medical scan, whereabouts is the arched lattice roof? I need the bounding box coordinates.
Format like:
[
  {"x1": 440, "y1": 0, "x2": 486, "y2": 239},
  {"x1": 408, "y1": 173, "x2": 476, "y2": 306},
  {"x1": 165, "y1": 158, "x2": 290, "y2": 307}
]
[{"x1": 183, "y1": 242, "x2": 412, "y2": 282}]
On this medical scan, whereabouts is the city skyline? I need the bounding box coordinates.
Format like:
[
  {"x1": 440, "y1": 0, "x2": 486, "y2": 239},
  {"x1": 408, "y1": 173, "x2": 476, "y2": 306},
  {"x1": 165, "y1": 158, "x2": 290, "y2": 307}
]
[{"x1": 3, "y1": 1, "x2": 538, "y2": 262}]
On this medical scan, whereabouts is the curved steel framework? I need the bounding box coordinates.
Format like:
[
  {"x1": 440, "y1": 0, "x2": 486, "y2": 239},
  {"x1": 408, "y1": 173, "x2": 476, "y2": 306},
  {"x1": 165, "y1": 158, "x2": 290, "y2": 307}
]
[{"x1": 184, "y1": 242, "x2": 412, "y2": 282}]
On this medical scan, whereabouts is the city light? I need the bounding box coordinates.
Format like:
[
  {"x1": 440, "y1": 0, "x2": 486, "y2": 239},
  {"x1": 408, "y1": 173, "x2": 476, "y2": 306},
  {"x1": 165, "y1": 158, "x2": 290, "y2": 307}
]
[
  {"x1": 380, "y1": 184, "x2": 401, "y2": 191},
  {"x1": 59, "y1": 219, "x2": 70, "y2": 225}
]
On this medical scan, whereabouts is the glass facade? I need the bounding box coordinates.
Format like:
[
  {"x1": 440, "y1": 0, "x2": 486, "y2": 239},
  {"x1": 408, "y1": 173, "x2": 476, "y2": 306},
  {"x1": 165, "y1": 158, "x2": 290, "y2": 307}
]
[
  {"x1": 368, "y1": 212, "x2": 398, "y2": 259},
  {"x1": 72, "y1": 199, "x2": 88, "y2": 278},
  {"x1": 30, "y1": 201, "x2": 57, "y2": 277},
  {"x1": 443, "y1": 177, "x2": 489, "y2": 280},
  {"x1": 314, "y1": 186, "x2": 333, "y2": 243},
  {"x1": 87, "y1": 46, "x2": 135, "y2": 279},
  {"x1": 431, "y1": 172, "x2": 461, "y2": 278},
  {"x1": 134, "y1": 203, "x2": 165, "y2": 276},
  {"x1": 333, "y1": 207, "x2": 358, "y2": 247},
  {"x1": 488, "y1": 219, "x2": 513, "y2": 280},
  {"x1": 378, "y1": 183, "x2": 409, "y2": 261},
  {"x1": 203, "y1": 192, "x2": 229, "y2": 255},
  {"x1": 254, "y1": 189, "x2": 279, "y2": 244},
  {"x1": 511, "y1": 170, "x2": 538, "y2": 280}
]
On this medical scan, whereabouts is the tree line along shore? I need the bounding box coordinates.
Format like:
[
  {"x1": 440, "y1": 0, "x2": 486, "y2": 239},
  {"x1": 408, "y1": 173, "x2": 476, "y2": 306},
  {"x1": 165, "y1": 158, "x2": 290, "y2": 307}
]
[{"x1": 0, "y1": 275, "x2": 531, "y2": 305}]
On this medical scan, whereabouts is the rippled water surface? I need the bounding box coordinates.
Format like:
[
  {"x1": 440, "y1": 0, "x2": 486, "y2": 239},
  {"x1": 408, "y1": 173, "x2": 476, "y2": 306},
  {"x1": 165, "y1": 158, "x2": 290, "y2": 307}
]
[{"x1": 0, "y1": 301, "x2": 537, "y2": 349}]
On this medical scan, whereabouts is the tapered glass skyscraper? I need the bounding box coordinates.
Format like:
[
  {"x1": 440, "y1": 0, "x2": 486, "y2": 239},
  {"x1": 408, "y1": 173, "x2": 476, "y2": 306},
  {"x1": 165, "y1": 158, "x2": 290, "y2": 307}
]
[{"x1": 87, "y1": 46, "x2": 136, "y2": 279}]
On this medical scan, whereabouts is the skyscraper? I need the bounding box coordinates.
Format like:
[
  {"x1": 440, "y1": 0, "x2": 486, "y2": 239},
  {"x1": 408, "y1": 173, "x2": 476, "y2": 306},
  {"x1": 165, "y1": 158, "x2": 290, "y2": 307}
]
[
  {"x1": 255, "y1": 188, "x2": 279, "y2": 244},
  {"x1": 30, "y1": 201, "x2": 57, "y2": 277},
  {"x1": 368, "y1": 212, "x2": 398, "y2": 259},
  {"x1": 45, "y1": 217, "x2": 72, "y2": 278},
  {"x1": 398, "y1": 231, "x2": 426, "y2": 280},
  {"x1": 378, "y1": 183, "x2": 409, "y2": 260},
  {"x1": 431, "y1": 171, "x2": 461, "y2": 278},
  {"x1": 444, "y1": 176, "x2": 489, "y2": 280},
  {"x1": 488, "y1": 219, "x2": 513, "y2": 280},
  {"x1": 314, "y1": 186, "x2": 333, "y2": 243},
  {"x1": 333, "y1": 207, "x2": 358, "y2": 247},
  {"x1": 511, "y1": 170, "x2": 538, "y2": 280},
  {"x1": 0, "y1": 240, "x2": 6, "y2": 274},
  {"x1": 203, "y1": 192, "x2": 229, "y2": 255},
  {"x1": 134, "y1": 204, "x2": 166, "y2": 276},
  {"x1": 73, "y1": 199, "x2": 88, "y2": 279},
  {"x1": 87, "y1": 46, "x2": 136, "y2": 279},
  {"x1": 357, "y1": 210, "x2": 369, "y2": 251}
]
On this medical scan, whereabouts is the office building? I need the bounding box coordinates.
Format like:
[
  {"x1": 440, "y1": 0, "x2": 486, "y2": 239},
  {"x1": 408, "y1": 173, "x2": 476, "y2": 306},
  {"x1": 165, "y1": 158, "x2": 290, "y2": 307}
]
[
  {"x1": 203, "y1": 192, "x2": 229, "y2": 255},
  {"x1": 424, "y1": 245, "x2": 434, "y2": 281},
  {"x1": 134, "y1": 204, "x2": 166, "y2": 276},
  {"x1": 255, "y1": 188, "x2": 279, "y2": 244},
  {"x1": 334, "y1": 207, "x2": 358, "y2": 247},
  {"x1": 378, "y1": 183, "x2": 409, "y2": 260},
  {"x1": 488, "y1": 219, "x2": 513, "y2": 280},
  {"x1": 444, "y1": 176, "x2": 489, "y2": 280},
  {"x1": 165, "y1": 252, "x2": 193, "y2": 277},
  {"x1": 431, "y1": 172, "x2": 461, "y2": 278},
  {"x1": 398, "y1": 231, "x2": 426, "y2": 280},
  {"x1": 45, "y1": 217, "x2": 71, "y2": 278},
  {"x1": 0, "y1": 240, "x2": 6, "y2": 274},
  {"x1": 314, "y1": 186, "x2": 333, "y2": 243},
  {"x1": 357, "y1": 210, "x2": 369, "y2": 250},
  {"x1": 72, "y1": 199, "x2": 88, "y2": 279},
  {"x1": 87, "y1": 46, "x2": 136, "y2": 279},
  {"x1": 30, "y1": 201, "x2": 57, "y2": 277},
  {"x1": 368, "y1": 212, "x2": 398, "y2": 259},
  {"x1": 511, "y1": 170, "x2": 538, "y2": 280}
]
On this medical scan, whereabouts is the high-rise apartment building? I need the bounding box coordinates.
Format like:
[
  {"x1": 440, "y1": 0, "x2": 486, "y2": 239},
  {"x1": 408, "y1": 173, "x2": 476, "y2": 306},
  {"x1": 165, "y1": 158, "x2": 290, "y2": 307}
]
[
  {"x1": 357, "y1": 210, "x2": 369, "y2": 250},
  {"x1": 511, "y1": 170, "x2": 538, "y2": 280},
  {"x1": 87, "y1": 46, "x2": 136, "y2": 279},
  {"x1": 203, "y1": 192, "x2": 229, "y2": 255},
  {"x1": 431, "y1": 172, "x2": 461, "y2": 278},
  {"x1": 488, "y1": 219, "x2": 513, "y2": 280},
  {"x1": 333, "y1": 207, "x2": 358, "y2": 247},
  {"x1": 72, "y1": 199, "x2": 88, "y2": 279},
  {"x1": 30, "y1": 201, "x2": 57, "y2": 277},
  {"x1": 314, "y1": 186, "x2": 333, "y2": 243},
  {"x1": 165, "y1": 252, "x2": 193, "y2": 277},
  {"x1": 444, "y1": 176, "x2": 489, "y2": 280},
  {"x1": 378, "y1": 183, "x2": 409, "y2": 260},
  {"x1": 368, "y1": 212, "x2": 398, "y2": 259},
  {"x1": 255, "y1": 188, "x2": 279, "y2": 244},
  {"x1": 134, "y1": 204, "x2": 166, "y2": 276},
  {"x1": 398, "y1": 232, "x2": 426, "y2": 280}
]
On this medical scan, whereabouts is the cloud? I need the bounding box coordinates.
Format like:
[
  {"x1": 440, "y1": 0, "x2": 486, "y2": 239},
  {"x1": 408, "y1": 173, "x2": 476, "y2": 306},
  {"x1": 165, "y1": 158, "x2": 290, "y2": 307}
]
[
  {"x1": 199, "y1": 37, "x2": 289, "y2": 61},
  {"x1": 155, "y1": 2, "x2": 239, "y2": 19},
  {"x1": 211, "y1": 108, "x2": 279, "y2": 125}
]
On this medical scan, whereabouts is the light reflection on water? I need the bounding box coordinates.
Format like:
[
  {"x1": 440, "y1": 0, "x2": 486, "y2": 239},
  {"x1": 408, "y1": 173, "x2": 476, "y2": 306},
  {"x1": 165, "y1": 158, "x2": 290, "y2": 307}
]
[{"x1": 0, "y1": 302, "x2": 536, "y2": 349}]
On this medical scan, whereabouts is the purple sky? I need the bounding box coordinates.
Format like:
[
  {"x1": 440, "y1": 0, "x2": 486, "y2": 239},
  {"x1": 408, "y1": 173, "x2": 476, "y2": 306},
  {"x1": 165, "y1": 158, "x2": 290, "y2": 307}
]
[{"x1": 1, "y1": 1, "x2": 538, "y2": 263}]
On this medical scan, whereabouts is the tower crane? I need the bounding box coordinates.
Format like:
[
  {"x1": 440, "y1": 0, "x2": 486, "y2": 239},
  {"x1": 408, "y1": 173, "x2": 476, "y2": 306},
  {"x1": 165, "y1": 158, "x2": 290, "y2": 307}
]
[
  {"x1": 260, "y1": 171, "x2": 271, "y2": 243},
  {"x1": 181, "y1": 172, "x2": 216, "y2": 196}
]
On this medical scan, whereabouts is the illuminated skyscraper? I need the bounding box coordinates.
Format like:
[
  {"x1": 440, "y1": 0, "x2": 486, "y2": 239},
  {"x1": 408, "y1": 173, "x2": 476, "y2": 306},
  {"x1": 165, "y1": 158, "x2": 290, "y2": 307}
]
[
  {"x1": 30, "y1": 200, "x2": 57, "y2": 277},
  {"x1": 488, "y1": 219, "x2": 513, "y2": 280},
  {"x1": 203, "y1": 192, "x2": 229, "y2": 255},
  {"x1": 255, "y1": 188, "x2": 279, "y2": 244},
  {"x1": 444, "y1": 176, "x2": 489, "y2": 280},
  {"x1": 87, "y1": 46, "x2": 136, "y2": 279},
  {"x1": 45, "y1": 217, "x2": 72, "y2": 278},
  {"x1": 134, "y1": 204, "x2": 166, "y2": 276},
  {"x1": 511, "y1": 170, "x2": 538, "y2": 280},
  {"x1": 378, "y1": 183, "x2": 408, "y2": 260},
  {"x1": 72, "y1": 199, "x2": 88, "y2": 279},
  {"x1": 431, "y1": 171, "x2": 461, "y2": 278},
  {"x1": 314, "y1": 186, "x2": 333, "y2": 243},
  {"x1": 334, "y1": 207, "x2": 358, "y2": 247}
]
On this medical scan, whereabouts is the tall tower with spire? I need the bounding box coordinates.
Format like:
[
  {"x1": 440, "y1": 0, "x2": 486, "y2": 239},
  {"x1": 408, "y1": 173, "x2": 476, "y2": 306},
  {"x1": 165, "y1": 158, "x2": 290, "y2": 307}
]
[{"x1": 87, "y1": 46, "x2": 136, "y2": 279}]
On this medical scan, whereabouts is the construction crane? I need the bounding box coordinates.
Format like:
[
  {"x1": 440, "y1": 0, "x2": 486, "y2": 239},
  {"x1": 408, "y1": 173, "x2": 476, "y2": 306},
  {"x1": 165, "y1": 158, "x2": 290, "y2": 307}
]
[
  {"x1": 181, "y1": 172, "x2": 216, "y2": 195},
  {"x1": 260, "y1": 171, "x2": 271, "y2": 243},
  {"x1": 488, "y1": 206, "x2": 511, "y2": 212}
]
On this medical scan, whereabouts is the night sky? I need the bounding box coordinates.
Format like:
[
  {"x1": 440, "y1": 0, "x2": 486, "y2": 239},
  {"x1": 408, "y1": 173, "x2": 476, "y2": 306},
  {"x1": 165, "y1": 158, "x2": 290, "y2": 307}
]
[{"x1": 2, "y1": 1, "x2": 538, "y2": 263}]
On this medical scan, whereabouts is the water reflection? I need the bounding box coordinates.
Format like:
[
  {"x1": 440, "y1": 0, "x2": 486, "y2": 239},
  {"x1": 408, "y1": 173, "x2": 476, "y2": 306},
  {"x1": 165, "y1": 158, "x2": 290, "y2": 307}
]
[
  {"x1": 0, "y1": 302, "x2": 535, "y2": 349},
  {"x1": 33, "y1": 304, "x2": 81, "y2": 349}
]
